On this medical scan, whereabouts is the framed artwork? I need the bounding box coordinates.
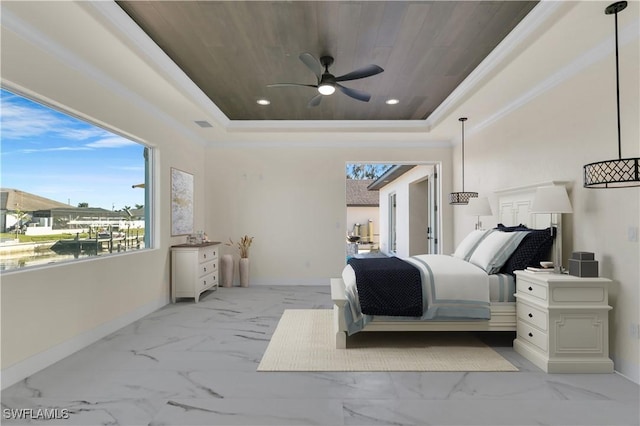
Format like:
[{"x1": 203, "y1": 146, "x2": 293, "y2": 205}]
[{"x1": 171, "y1": 167, "x2": 194, "y2": 236}]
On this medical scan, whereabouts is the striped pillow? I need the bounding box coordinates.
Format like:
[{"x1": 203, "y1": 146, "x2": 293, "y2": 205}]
[
  {"x1": 469, "y1": 230, "x2": 530, "y2": 274},
  {"x1": 452, "y1": 229, "x2": 492, "y2": 261}
]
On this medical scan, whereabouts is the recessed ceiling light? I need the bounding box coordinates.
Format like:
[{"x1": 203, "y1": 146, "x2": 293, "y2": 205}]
[
  {"x1": 256, "y1": 99, "x2": 271, "y2": 105},
  {"x1": 385, "y1": 99, "x2": 399, "y2": 105}
]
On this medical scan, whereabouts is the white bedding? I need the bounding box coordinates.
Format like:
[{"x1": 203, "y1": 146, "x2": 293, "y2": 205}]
[{"x1": 342, "y1": 254, "x2": 495, "y2": 335}]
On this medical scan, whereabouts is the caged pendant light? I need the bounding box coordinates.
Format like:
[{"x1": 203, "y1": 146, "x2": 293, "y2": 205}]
[
  {"x1": 583, "y1": 1, "x2": 639, "y2": 188},
  {"x1": 449, "y1": 117, "x2": 478, "y2": 204}
]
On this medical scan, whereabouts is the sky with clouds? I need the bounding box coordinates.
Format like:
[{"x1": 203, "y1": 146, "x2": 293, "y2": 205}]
[{"x1": 1, "y1": 89, "x2": 146, "y2": 210}]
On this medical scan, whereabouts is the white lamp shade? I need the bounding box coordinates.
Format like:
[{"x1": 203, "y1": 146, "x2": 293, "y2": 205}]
[
  {"x1": 531, "y1": 186, "x2": 573, "y2": 213},
  {"x1": 467, "y1": 197, "x2": 493, "y2": 216}
]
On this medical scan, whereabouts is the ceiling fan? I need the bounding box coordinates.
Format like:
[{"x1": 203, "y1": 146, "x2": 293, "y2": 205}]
[{"x1": 268, "y1": 53, "x2": 384, "y2": 107}]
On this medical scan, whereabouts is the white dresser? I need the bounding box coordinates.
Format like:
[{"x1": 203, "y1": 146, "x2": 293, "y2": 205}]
[
  {"x1": 171, "y1": 242, "x2": 220, "y2": 303},
  {"x1": 514, "y1": 270, "x2": 613, "y2": 373}
]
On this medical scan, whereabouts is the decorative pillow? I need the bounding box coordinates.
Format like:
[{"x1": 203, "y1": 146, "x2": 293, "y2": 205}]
[
  {"x1": 468, "y1": 230, "x2": 530, "y2": 274},
  {"x1": 500, "y1": 228, "x2": 554, "y2": 276},
  {"x1": 452, "y1": 229, "x2": 492, "y2": 261},
  {"x1": 495, "y1": 223, "x2": 529, "y2": 232}
]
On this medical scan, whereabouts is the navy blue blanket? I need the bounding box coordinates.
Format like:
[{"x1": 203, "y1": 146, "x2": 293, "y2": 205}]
[{"x1": 347, "y1": 257, "x2": 422, "y2": 317}]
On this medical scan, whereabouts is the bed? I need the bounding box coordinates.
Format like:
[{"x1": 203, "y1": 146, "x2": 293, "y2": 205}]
[{"x1": 331, "y1": 182, "x2": 566, "y2": 349}]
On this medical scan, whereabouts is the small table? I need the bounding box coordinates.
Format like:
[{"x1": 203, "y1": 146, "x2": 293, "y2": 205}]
[{"x1": 514, "y1": 270, "x2": 614, "y2": 373}]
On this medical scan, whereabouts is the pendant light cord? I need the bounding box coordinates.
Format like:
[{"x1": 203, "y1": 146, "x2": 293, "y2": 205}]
[
  {"x1": 459, "y1": 117, "x2": 467, "y2": 192},
  {"x1": 614, "y1": 9, "x2": 622, "y2": 159}
]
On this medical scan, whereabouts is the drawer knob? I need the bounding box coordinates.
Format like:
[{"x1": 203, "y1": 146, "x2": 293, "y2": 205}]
[
  {"x1": 204, "y1": 254, "x2": 207, "y2": 258},
  {"x1": 528, "y1": 313, "x2": 533, "y2": 318},
  {"x1": 204, "y1": 267, "x2": 207, "y2": 272},
  {"x1": 528, "y1": 332, "x2": 533, "y2": 337},
  {"x1": 528, "y1": 286, "x2": 533, "y2": 291}
]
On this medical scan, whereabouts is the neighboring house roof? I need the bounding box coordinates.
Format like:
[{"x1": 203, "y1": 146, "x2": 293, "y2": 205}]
[
  {"x1": 0, "y1": 188, "x2": 69, "y2": 212},
  {"x1": 346, "y1": 179, "x2": 379, "y2": 207}
]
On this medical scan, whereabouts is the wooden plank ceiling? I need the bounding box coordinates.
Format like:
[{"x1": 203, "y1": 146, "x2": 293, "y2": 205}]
[{"x1": 117, "y1": 1, "x2": 538, "y2": 121}]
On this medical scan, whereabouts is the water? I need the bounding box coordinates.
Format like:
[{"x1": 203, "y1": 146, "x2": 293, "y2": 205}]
[{"x1": 0, "y1": 244, "x2": 146, "y2": 272}]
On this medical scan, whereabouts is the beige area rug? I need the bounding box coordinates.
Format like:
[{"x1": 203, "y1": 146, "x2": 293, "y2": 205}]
[{"x1": 258, "y1": 310, "x2": 518, "y2": 372}]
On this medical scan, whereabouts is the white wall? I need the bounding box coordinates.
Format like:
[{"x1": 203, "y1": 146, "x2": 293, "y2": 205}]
[
  {"x1": 0, "y1": 2, "x2": 209, "y2": 385},
  {"x1": 444, "y1": 2, "x2": 639, "y2": 382},
  {"x1": 378, "y1": 165, "x2": 434, "y2": 257},
  {"x1": 205, "y1": 149, "x2": 452, "y2": 285}
]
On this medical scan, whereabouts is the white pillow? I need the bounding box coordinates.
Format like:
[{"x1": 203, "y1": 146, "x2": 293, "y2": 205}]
[
  {"x1": 452, "y1": 229, "x2": 492, "y2": 261},
  {"x1": 468, "y1": 230, "x2": 530, "y2": 274}
]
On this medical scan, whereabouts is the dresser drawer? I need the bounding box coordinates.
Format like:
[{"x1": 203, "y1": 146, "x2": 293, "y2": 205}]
[
  {"x1": 518, "y1": 320, "x2": 548, "y2": 352},
  {"x1": 199, "y1": 246, "x2": 218, "y2": 263},
  {"x1": 517, "y1": 302, "x2": 548, "y2": 331},
  {"x1": 517, "y1": 279, "x2": 547, "y2": 301},
  {"x1": 200, "y1": 271, "x2": 218, "y2": 290},
  {"x1": 199, "y1": 260, "x2": 217, "y2": 277}
]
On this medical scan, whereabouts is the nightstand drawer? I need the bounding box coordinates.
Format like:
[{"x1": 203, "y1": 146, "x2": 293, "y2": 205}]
[
  {"x1": 517, "y1": 279, "x2": 547, "y2": 301},
  {"x1": 518, "y1": 321, "x2": 548, "y2": 352},
  {"x1": 517, "y1": 302, "x2": 548, "y2": 331}
]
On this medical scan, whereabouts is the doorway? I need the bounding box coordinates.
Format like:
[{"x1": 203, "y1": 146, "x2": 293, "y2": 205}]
[{"x1": 345, "y1": 162, "x2": 441, "y2": 259}]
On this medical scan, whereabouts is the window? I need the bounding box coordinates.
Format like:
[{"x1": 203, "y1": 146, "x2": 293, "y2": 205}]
[{"x1": 0, "y1": 88, "x2": 152, "y2": 272}]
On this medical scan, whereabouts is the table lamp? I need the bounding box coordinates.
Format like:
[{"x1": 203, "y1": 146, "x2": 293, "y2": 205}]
[
  {"x1": 530, "y1": 186, "x2": 572, "y2": 273},
  {"x1": 467, "y1": 197, "x2": 493, "y2": 230}
]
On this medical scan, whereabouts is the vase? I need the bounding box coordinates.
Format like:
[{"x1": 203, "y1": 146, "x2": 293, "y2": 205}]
[
  {"x1": 239, "y1": 257, "x2": 250, "y2": 287},
  {"x1": 221, "y1": 254, "x2": 233, "y2": 288}
]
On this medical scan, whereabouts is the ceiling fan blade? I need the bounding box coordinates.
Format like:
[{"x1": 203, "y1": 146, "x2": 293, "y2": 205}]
[
  {"x1": 336, "y1": 84, "x2": 371, "y2": 102},
  {"x1": 299, "y1": 53, "x2": 322, "y2": 84},
  {"x1": 335, "y1": 64, "x2": 384, "y2": 82},
  {"x1": 307, "y1": 94, "x2": 323, "y2": 108},
  {"x1": 267, "y1": 83, "x2": 317, "y2": 89}
]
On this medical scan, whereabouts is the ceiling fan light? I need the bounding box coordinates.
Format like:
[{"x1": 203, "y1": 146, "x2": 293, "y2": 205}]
[{"x1": 318, "y1": 83, "x2": 335, "y2": 95}]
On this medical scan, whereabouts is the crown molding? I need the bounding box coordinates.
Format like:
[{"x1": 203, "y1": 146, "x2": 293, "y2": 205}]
[
  {"x1": 87, "y1": 0, "x2": 564, "y2": 134},
  {"x1": 472, "y1": 17, "x2": 640, "y2": 138},
  {"x1": 426, "y1": 0, "x2": 568, "y2": 129},
  {"x1": 1, "y1": 6, "x2": 208, "y2": 147}
]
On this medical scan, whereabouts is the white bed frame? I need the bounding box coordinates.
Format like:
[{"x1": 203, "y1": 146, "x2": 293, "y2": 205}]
[{"x1": 331, "y1": 181, "x2": 568, "y2": 349}]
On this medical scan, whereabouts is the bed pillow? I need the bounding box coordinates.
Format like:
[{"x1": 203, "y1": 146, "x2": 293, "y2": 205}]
[
  {"x1": 500, "y1": 228, "x2": 554, "y2": 275},
  {"x1": 452, "y1": 229, "x2": 492, "y2": 261},
  {"x1": 468, "y1": 230, "x2": 530, "y2": 274},
  {"x1": 495, "y1": 223, "x2": 529, "y2": 232}
]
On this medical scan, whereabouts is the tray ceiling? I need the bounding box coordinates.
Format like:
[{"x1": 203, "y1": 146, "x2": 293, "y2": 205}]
[{"x1": 116, "y1": 1, "x2": 538, "y2": 121}]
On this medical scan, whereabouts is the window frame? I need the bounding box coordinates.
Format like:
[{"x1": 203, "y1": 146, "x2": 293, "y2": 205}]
[{"x1": 0, "y1": 85, "x2": 156, "y2": 273}]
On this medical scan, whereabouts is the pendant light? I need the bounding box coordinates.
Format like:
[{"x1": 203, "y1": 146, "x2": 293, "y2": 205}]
[
  {"x1": 449, "y1": 117, "x2": 478, "y2": 204},
  {"x1": 584, "y1": 1, "x2": 639, "y2": 188}
]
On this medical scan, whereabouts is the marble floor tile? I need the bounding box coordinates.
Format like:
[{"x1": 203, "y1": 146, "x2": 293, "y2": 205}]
[{"x1": 2, "y1": 285, "x2": 638, "y2": 426}]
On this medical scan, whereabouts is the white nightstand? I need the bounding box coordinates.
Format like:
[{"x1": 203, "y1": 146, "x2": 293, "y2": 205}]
[{"x1": 514, "y1": 270, "x2": 614, "y2": 373}]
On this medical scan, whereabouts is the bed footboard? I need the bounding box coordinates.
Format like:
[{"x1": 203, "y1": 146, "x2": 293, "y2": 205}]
[{"x1": 330, "y1": 278, "x2": 348, "y2": 349}]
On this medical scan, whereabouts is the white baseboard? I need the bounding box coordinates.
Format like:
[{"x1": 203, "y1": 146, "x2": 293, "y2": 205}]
[
  {"x1": 238, "y1": 278, "x2": 330, "y2": 286},
  {"x1": 1, "y1": 296, "x2": 168, "y2": 390}
]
